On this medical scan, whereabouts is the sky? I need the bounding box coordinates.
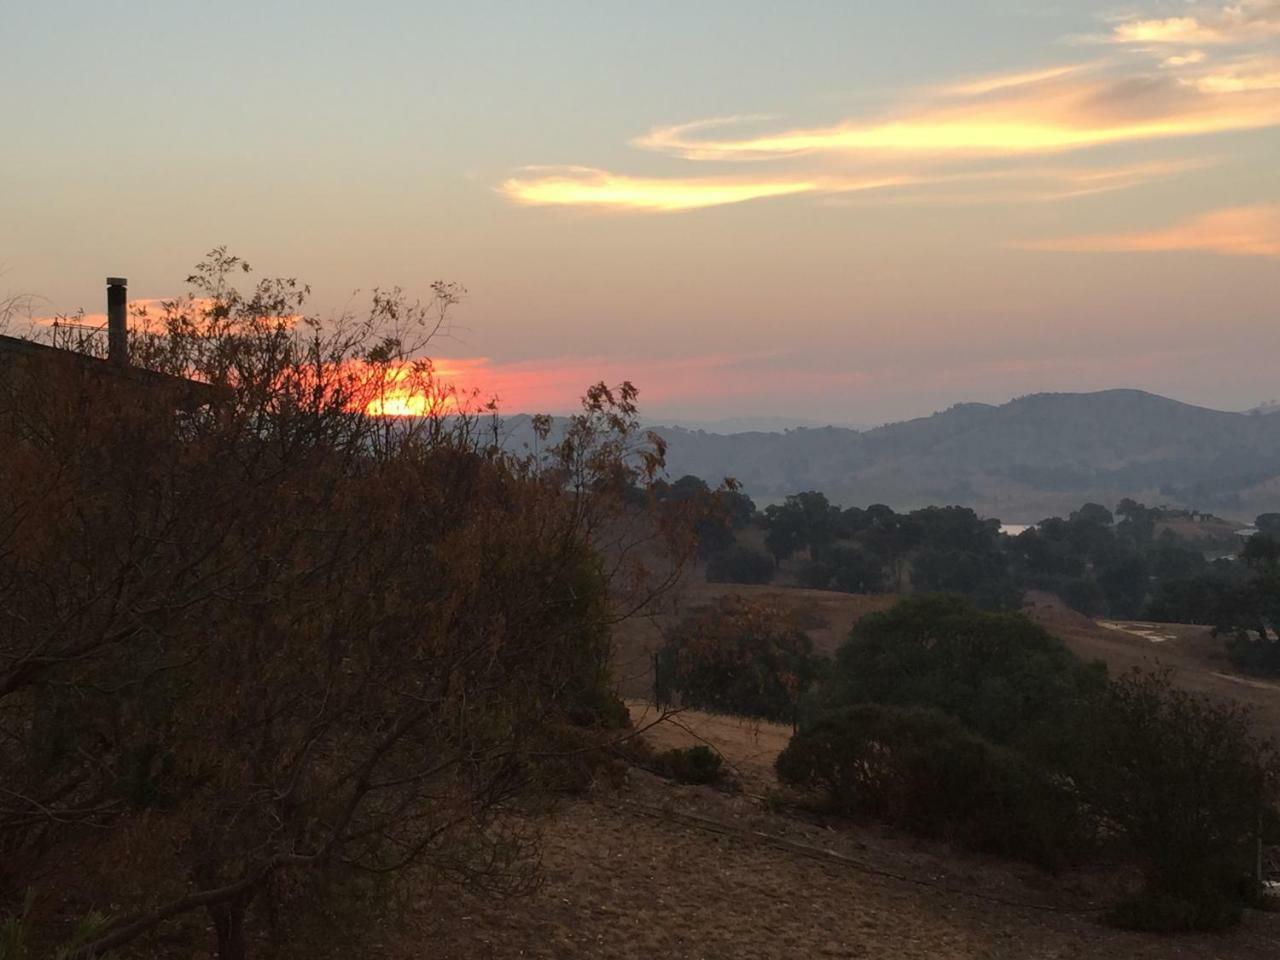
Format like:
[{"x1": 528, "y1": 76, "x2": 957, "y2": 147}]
[{"x1": 2, "y1": 0, "x2": 1279, "y2": 425}]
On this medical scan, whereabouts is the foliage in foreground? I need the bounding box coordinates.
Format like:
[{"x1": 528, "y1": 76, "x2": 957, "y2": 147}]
[{"x1": 0, "y1": 251, "x2": 689, "y2": 959}]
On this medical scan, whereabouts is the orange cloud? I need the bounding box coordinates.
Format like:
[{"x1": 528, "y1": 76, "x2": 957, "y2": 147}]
[
  {"x1": 1026, "y1": 204, "x2": 1280, "y2": 258},
  {"x1": 28, "y1": 298, "x2": 311, "y2": 339},
  {"x1": 31, "y1": 298, "x2": 215, "y2": 333}
]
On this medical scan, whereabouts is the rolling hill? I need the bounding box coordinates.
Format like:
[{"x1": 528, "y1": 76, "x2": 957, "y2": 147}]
[{"x1": 649, "y1": 390, "x2": 1280, "y2": 523}]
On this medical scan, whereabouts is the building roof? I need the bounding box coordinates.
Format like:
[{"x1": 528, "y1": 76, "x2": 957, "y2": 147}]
[{"x1": 0, "y1": 333, "x2": 223, "y2": 407}]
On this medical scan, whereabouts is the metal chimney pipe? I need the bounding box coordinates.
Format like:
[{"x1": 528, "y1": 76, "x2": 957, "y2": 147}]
[{"x1": 106, "y1": 277, "x2": 128, "y2": 365}]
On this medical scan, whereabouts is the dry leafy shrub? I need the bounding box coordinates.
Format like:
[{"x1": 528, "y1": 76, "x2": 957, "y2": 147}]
[{"x1": 655, "y1": 745, "x2": 725, "y2": 785}]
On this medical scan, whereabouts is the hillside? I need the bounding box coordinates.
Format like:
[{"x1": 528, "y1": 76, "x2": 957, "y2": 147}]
[
  {"x1": 645, "y1": 390, "x2": 1280, "y2": 522},
  {"x1": 614, "y1": 580, "x2": 1280, "y2": 746},
  {"x1": 303, "y1": 584, "x2": 1280, "y2": 958},
  {"x1": 377, "y1": 570, "x2": 1280, "y2": 960},
  {"x1": 393, "y1": 762, "x2": 1279, "y2": 959}
]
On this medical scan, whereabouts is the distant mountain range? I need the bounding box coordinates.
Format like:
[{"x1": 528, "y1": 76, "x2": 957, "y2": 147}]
[
  {"x1": 645, "y1": 415, "x2": 874, "y2": 434},
  {"x1": 646, "y1": 390, "x2": 1280, "y2": 523}
]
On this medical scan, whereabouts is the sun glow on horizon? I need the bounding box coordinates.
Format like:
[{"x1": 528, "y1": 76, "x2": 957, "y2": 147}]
[{"x1": 359, "y1": 360, "x2": 484, "y2": 417}]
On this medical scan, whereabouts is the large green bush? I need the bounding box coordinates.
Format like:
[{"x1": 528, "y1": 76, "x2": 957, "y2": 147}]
[{"x1": 823, "y1": 594, "x2": 1104, "y2": 758}]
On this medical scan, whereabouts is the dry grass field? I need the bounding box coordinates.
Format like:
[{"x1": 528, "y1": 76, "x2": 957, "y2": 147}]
[
  {"x1": 385, "y1": 702, "x2": 1280, "y2": 959},
  {"x1": 1023, "y1": 590, "x2": 1280, "y2": 744},
  {"x1": 366, "y1": 582, "x2": 1280, "y2": 959}
]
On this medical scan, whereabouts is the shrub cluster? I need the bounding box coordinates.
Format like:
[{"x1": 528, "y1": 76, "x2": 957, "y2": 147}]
[
  {"x1": 776, "y1": 704, "x2": 1081, "y2": 866},
  {"x1": 656, "y1": 745, "x2": 725, "y2": 785},
  {"x1": 655, "y1": 596, "x2": 821, "y2": 723},
  {"x1": 777, "y1": 594, "x2": 1280, "y2": 931}
]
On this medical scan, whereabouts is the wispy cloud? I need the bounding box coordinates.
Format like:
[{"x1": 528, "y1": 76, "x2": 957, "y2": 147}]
[
  {"x1": 1106, "y1": 1, "x2": 1280, "y2": 46},
  {"x1": 633, "y1": 72, "x2": 1280, "y2": 161},
  {"x1": 498, "y1": 158, "x2": 1202, "y2": 213},
  {"x1": 1184, "y1": 54, "x2": 1280, "y2": 91},
  {"x1": 1027, "y1": 203, "x2": 1280, "y2": 258},
  {"x1": 940, "y1": 64, "x2": 1089, "y2": 97},
  {"x1": 821, "y1": 159, "x2": 1212, "y2": 206},
  {"x1": 1162, "y1": 51, "x2": 1208, "y2": 67},
  {"x1": 498, "y1": 166, "x2": 826, "y2": 212},
  {"x1": 501, "y1": 3, "x2": 1278, "y2": 215},
  {"x1": 30, "y1": 299, "x2": 217, "y2": 332}
]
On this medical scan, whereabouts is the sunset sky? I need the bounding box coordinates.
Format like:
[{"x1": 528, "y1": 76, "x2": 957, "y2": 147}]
[{"x1": 3, "y1": 1, "x2": 1279, "y2": 424}]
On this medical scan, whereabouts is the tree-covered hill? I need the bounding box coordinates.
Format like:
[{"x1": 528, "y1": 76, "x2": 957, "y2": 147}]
[{"x1": 645, "y1": 390, "x2": 1280, "y2": 522}]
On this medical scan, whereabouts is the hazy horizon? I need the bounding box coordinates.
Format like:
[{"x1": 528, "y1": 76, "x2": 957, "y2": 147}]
[{"x1": 4, "y1": 1, "x2": 1279, "y2": 424}]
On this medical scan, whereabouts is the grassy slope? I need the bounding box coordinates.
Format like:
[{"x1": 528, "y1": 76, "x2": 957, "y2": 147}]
[
  {"x1": 378, "y1": 583, "x2": 1280, "y2": 959},
  {"x1": 390, "y1": 699, "x2": 1279, "y2": 959}
]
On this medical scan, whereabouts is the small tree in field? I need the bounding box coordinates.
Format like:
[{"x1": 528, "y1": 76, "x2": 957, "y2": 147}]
[
  {"x1": 706, "y1": 543, "x2": 775, "y2": 585},
  {"x1": 656, "y1": 596, "x2": 819, "y2": 723}
]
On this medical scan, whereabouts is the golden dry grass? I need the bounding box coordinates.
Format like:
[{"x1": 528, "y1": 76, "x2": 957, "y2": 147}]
[
  {"x1": 388, "y1": 743, "x2": 1280, "y2": 959},
  {"x1": 1023, "y1": 591, "x2": 1280, "y2": 744}
]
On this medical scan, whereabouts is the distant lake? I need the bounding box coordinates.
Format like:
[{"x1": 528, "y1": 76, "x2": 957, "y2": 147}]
[{"x1": 1000, "y1": 524, "x2": 1031, "y2": 536}]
